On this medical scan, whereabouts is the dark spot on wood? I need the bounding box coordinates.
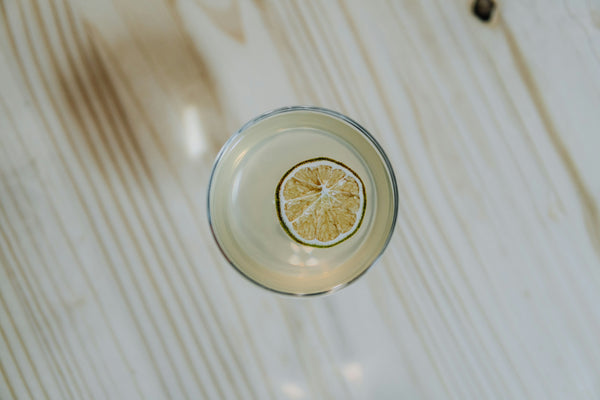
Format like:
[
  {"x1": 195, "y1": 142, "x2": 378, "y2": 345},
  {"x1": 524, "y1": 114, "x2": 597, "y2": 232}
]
[{"x1": 472, "y1": 0, "x2": 496, "y2": 23}]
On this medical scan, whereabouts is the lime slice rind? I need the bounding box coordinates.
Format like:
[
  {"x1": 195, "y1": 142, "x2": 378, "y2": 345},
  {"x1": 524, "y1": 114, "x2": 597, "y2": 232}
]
[{"x1": 276, "y1": 157, "x2": 366, "y2": 248}]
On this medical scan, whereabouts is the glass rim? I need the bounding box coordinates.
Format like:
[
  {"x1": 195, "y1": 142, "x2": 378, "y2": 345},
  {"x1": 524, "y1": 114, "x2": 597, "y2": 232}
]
[{"x1": 207, "y1": 105, "x2": 399, "y2": 297}]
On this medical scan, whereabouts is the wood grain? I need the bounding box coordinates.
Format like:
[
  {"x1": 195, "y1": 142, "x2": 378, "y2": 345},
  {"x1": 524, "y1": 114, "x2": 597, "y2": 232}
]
[{"x1": 1, "y1": 0, "x2": 599, "y2": 398}]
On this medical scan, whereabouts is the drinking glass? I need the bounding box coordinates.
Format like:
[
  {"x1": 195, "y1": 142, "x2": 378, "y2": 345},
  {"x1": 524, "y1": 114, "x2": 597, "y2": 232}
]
[{"x1": 208, "y1": 106, "x2": 398, "y2": 296}]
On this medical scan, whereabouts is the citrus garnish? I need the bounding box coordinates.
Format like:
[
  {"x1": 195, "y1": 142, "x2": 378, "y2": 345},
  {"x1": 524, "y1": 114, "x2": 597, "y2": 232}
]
[{"x1": 276, "y1": 157, "x2": 366, "y2": 248}]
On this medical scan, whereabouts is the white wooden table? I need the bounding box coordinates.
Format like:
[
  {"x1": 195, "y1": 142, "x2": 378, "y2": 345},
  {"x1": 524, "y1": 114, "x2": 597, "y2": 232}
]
[{"x1": 1, "y1": 0, "x2": 599, "y2": 398}]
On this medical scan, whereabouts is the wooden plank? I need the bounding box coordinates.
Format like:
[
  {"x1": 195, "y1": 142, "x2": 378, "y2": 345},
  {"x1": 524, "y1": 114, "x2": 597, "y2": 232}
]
[{"x1": 0, "y1": 0, "x2": 599, "y2": 398}]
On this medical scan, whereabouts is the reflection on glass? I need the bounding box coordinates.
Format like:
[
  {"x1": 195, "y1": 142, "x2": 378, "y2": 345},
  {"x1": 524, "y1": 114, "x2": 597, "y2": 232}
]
[{"x1": 288, "y1": 254, "x2": 302, "y2": 266}]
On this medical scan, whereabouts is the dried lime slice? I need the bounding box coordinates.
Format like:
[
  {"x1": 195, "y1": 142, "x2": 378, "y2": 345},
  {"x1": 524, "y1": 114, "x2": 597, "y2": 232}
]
[{"x1": 276, "y1": 157, "x2": 366, "y2": 248}]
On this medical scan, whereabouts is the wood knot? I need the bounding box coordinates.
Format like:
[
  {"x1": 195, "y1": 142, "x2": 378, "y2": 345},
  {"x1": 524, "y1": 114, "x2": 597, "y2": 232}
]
[{"x1": 472, "y1": 0, "x2": 497, "y2": 23}]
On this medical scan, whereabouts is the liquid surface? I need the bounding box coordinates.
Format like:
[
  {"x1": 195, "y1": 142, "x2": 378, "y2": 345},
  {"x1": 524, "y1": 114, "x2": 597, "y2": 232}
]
[{"x1": 227, "y1": 128, "x2": 375, "y2": 267}]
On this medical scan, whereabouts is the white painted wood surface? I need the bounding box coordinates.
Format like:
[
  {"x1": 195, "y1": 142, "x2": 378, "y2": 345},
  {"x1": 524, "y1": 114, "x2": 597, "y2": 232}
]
[{"x1": 1, "y1": 0, "x2": 599, "y2": 398}]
